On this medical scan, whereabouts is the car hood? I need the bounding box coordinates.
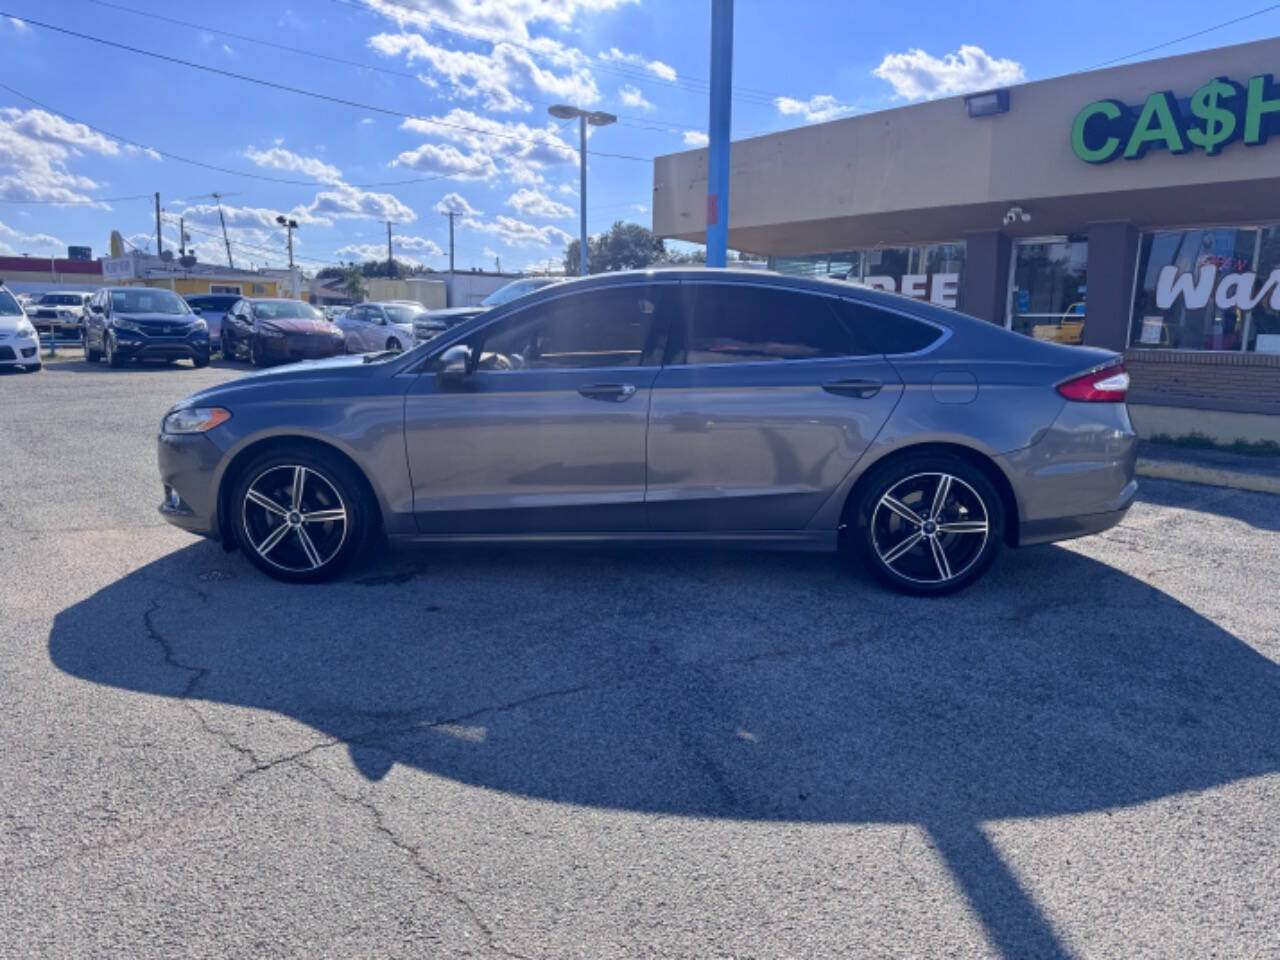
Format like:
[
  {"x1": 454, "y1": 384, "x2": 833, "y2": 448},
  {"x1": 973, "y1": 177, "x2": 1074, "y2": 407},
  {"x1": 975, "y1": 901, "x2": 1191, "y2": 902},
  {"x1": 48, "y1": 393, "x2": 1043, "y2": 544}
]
[
  {"x1": 173, "y1": 354, "x2": 378, "y2": 409},
  {"x1": 258, "y1": 317, "x2": 335, "y2": 334},
  {"x1": 0, "y1": 313, "x2": 31, "y2": 334},
  {"x1": 417, "y1": 306, "x2": 488, "y2": 321}
]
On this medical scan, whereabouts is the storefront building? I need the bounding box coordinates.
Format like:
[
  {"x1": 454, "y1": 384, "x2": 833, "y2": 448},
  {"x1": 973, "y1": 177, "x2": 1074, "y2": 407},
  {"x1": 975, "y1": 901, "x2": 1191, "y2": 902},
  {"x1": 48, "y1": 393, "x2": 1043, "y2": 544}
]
[{"x1": 651, "y1": 37, "x2": 1280, "y2": 441}]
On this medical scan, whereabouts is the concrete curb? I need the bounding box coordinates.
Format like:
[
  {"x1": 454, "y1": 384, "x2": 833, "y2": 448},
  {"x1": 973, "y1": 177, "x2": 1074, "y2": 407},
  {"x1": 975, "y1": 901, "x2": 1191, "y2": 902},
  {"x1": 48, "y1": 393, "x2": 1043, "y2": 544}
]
[{"x1": 1136, "y1": 458, "x2": 1280, "y2": 495}]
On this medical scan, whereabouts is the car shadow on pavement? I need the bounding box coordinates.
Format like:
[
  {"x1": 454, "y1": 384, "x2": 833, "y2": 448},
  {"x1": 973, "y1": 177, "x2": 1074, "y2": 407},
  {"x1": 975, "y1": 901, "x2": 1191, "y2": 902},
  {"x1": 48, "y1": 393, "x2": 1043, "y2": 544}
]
[
  {"x1": 48, "y1": 542, "x2": 1280, "y2": 960},
  {"x1": 1136, "y1": 477, "x2": 1280, "y2": 532}
]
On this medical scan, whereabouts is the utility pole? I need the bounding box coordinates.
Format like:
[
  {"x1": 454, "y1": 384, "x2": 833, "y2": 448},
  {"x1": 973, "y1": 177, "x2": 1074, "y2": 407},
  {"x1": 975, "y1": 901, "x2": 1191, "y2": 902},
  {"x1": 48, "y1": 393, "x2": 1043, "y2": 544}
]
[
  {"x1": 442, "y1": 210, "x2": 458, "y2": 273},
  {"x1": 386, "y1": 220, "x2": 394, "y2": 276},
  {"x1": 275, "y1": 215, "x2": 298, "y2": 270},
  {"x1": 179, "y1": 216, "x2": 186, "y2": 257},
  {"x1": 154, "y1": 192, "x2": 163, "y2": 258},
  {"x1": 705, "y1": 0, "x2": 734, "y2": 268},
  {"x1": 213, "y1": 193, "x2": 234, "y2": 269},
  {"x1": 494, "y1": 254, "x2": 500, "y2": 273}
]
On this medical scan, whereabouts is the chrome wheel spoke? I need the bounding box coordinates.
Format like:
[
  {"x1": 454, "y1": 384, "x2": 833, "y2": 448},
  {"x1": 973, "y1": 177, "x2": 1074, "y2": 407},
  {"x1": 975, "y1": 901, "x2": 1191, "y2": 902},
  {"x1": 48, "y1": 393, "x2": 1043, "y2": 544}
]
[
  {"x1": 295, "y1": 526, "x2": 323, "y2": 569},
  {"x1": 255, "y1": 521, "x2": 292, "y2": 557},
  {"x1": 301, "y1": 508, "x2": 346, "y2": 524},
  {"x1": 291, "y1": 466, "x2": 307, "y2": 510},
  {"x1": 930, "y1": 537, "x2": 953, "y2": 581},
  {"x1": 937, "y1": 520, "x2": 987, "y2": 534},
  {"x1": 880, "y1": 530, "x2": 924, "y2": 565},
  {"x1": 246, "y1": 488, "x2": 288, "y2": 517},
  {"x1": 881, "y1": 495, "x2": 923, "y2": 526},
  {"x1": 930, "y1": 474, "x2": 952, "y2": 521}
]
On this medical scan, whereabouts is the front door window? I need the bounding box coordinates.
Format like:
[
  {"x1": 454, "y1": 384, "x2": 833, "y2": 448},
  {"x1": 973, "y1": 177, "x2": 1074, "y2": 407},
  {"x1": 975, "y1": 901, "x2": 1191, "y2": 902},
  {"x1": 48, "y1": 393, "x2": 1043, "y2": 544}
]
[{"x1": 1009, "y1": 239, "x2": 1088, "y2": 343}]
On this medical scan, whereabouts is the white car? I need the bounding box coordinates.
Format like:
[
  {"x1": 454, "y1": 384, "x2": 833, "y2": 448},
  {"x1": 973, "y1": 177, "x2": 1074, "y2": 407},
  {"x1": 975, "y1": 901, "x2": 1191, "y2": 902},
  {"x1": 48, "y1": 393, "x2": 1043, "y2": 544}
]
[
  {"x1": 0, "y1": 285, "x2": 41, "y2": 372},
  {"x1": 335, "y1": 302, "x2": 419, "y2": 354},
  {"x1": 29, "y1": 290, "x2": 91, "y2": 336}
]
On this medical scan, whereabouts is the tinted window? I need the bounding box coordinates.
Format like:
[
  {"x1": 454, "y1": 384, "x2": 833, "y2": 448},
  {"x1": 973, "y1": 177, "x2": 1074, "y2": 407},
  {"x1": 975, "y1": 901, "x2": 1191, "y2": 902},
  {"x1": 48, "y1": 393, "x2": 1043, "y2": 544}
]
[
  {"x1": 251, "y1": 300, "x2": 320, "y2": 320},
  {"x1": 837, "y1": 300, "x2": 944, "y2": 355},
  {"x1": 678, "y1": 284, "x2": 860, "y2": 364},
  {"x1": 476, "y1": 286, "x2": 665, "y2": 371},
  {"x1": 383, "y1": 304, "x2": 420, "y2": 325}
]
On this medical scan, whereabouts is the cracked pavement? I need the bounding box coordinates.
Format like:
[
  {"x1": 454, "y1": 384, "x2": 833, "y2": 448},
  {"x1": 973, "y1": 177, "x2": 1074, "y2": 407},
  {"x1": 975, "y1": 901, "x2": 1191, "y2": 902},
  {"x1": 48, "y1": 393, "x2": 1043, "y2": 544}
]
[{"x1": 2, "y1": 362, "x2": 1279, "y2": 959}]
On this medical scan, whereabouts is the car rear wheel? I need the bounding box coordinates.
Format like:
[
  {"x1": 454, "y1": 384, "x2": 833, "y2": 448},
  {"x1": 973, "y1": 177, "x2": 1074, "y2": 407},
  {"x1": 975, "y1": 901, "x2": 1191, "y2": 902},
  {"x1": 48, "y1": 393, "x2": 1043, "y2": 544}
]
[
  {"x1": 230, "y1": 448, "x2": 377, "y2": 583},
  {"x1": 850, "y1": 454, "x2": 1004, "y2": 595}
]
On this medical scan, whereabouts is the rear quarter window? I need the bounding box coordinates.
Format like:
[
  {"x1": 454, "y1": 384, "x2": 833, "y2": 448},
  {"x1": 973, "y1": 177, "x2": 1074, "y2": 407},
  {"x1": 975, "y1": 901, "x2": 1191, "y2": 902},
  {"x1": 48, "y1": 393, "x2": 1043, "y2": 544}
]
[{"x1": 838, "y1": 300, "x2": 944, "y2": 355}]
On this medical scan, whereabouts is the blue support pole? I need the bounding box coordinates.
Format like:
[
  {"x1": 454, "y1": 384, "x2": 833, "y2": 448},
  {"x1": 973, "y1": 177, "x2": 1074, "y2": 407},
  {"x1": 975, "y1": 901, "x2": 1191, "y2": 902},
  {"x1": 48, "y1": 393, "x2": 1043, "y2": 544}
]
[{"x1": 705, "y1": 0, "x2": 733, "y2": 268}]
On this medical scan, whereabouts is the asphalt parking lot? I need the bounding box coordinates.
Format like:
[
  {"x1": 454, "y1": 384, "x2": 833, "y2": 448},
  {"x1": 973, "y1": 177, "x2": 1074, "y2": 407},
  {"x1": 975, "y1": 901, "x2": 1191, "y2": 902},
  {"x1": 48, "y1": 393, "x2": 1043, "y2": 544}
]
[{"x1": 2, "y1": 358, "x2": 1278, "y2": 959}]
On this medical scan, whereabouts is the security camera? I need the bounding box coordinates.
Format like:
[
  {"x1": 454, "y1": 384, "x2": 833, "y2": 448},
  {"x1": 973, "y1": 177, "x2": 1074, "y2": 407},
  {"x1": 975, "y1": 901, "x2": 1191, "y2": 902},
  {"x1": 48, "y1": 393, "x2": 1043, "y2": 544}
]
[{"x1": 1003, "y1": 206, "x2": 1031, "y2": 226}]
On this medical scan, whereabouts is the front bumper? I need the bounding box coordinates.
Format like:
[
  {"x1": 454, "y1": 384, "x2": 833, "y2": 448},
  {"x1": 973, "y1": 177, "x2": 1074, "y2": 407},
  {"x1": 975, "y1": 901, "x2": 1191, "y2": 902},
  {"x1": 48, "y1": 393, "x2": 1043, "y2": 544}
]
[
  {"x1": 0, "y1": 334, "x2": 40, "y2": 365},
  {"x1": 258, "y1": 333, "x2": 346, "y2": 363},
  {"x1": 157, "y1": 431, "x2": 223, "y2": 538},
  {"x1": 115, "y1": 329, "x2": 210, "y2": 362}
]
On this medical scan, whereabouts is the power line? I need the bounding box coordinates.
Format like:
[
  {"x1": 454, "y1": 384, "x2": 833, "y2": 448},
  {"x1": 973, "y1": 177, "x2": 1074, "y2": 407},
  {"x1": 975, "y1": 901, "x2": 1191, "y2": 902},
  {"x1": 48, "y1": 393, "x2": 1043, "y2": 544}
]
[
  {"x1": 1086, "y1": 3, "x2": 1280, "y2": 70},
  {"x1": 0, "y1": 192, "x2": 153, "y2": 205},
  {"x1": 3, "y1": 12, "x2": 653, "y2": 163}
]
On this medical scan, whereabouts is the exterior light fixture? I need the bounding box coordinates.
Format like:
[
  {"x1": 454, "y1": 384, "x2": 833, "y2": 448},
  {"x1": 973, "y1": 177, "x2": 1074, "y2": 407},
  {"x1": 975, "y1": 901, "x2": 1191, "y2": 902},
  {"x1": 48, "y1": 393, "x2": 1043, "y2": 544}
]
[{"x1": 965, "y1": 89, "x2": 1010, "y2": 118}]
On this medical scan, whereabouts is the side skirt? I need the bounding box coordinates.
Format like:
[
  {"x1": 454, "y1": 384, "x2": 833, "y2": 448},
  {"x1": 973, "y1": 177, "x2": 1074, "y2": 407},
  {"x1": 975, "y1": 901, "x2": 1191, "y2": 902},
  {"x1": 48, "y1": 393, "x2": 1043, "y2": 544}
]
[{"x1": 390, "y1": 530, "x2": 839, "y2": 552}]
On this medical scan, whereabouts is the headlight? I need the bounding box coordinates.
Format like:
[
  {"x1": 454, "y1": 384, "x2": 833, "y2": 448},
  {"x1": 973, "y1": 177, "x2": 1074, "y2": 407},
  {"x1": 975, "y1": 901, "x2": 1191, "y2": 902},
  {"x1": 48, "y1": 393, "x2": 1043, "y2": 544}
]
[
  {"x1": 190, "y1": 318, "x2": 208, "y2": 332},
  {"x1": 259, "y1": 326, "x2": 286, "y2": 338},
  {"x1": 16, "y1": 319, "x2": 35, "y2": 337},
  {"x1": 114, "y1": 318, "x2": 142, "y2": 333},
  {"x1": 162, "y1": 406, "x2": 231, "y2": 434}
]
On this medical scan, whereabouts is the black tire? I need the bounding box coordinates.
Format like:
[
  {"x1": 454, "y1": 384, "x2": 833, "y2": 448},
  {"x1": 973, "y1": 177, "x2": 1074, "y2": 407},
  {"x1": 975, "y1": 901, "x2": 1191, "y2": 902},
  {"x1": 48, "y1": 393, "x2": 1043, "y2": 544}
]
[
  {"x1": 220, "y1": 330, "x2": 234, "y2": 361},
  {"x1": 192, "y1": 352, "x2": 210, "y2": 369},
  {"x1": 849, "y1": 453, "x2": 1004, "y2": 596},
  {"x1": 229, "y1": 446, "x2": 378, "y2": 583},
  {"x1": 105, "y1": 332, "x2": 124, "y2": 368},
  {"x1": 85, "y1": 329, "x2": 102, "y2": 363},
  {"x1": 250, "y1": 337, "x2": 266, "y2": 367}
]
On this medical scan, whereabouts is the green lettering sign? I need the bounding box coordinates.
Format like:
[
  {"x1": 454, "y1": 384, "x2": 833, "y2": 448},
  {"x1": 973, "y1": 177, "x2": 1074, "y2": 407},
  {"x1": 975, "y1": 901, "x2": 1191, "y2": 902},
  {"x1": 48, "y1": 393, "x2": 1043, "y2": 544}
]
[
  {"x1": 1072, "y1": 74, "x2": 1273, "y2": 162},
  {"x1": 1245, "y1": 74, "x2": 1280, "y2": 145},
  {"x1": 1071, "y1": 100, "x2": 1125, "y2": 163},
  {"x1": 1123, "y1": 92, "x2": 1188, "y2": 158}
]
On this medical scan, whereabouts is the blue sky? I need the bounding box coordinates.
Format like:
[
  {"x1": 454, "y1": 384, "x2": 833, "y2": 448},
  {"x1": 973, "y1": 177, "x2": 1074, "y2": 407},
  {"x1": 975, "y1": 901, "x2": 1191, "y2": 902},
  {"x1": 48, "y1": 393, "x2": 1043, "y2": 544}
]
[{"x1": 0, "y1": 0, "x2": 1274, "y2": 274}]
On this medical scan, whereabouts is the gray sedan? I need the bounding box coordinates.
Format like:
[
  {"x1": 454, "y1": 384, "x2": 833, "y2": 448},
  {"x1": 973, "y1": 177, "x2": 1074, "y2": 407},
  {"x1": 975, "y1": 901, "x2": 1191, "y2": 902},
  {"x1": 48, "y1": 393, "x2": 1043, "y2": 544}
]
[{"x1": 156, "y1": 269, "x2": 1137, "y2": 594}]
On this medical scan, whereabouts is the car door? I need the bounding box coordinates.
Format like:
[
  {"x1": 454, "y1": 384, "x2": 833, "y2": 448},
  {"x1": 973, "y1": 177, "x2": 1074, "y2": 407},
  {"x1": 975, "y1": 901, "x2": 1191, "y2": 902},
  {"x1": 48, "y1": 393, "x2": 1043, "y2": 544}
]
[
  {"x1": 86, "y1": 291, "x2": 104, "y2": 346},
  {"x1": 403, "y1": 281, "x2": 674, "y2": 534},
  {"x1": 342, "y1": 305, "x2": 375, "y2": 352},
  {"x1": 644, "y1": 280, "x2": 905, "y2": 531}
]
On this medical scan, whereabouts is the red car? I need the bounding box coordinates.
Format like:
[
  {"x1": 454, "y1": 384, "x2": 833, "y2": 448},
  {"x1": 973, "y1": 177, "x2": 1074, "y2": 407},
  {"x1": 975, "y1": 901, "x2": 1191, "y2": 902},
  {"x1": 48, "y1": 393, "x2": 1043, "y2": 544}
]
[{"x1": 221, "y1": 298, "x2": 346, "y2": 367}]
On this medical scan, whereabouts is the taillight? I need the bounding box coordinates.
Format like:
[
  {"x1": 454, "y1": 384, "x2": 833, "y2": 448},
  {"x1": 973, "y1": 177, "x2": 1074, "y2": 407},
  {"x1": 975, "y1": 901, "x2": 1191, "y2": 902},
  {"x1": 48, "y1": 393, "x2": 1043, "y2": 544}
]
[{"x1": 1056, "y1": 363, "x2": 1129, "y2": 402}]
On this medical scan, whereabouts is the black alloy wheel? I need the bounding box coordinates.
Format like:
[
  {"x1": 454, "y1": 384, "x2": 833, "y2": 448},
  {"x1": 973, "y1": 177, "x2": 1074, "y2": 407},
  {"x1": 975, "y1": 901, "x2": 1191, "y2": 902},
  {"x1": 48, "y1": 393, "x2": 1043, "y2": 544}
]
[{"x1": 852, "y1": 454, "x2": 1004, "y2": 595}]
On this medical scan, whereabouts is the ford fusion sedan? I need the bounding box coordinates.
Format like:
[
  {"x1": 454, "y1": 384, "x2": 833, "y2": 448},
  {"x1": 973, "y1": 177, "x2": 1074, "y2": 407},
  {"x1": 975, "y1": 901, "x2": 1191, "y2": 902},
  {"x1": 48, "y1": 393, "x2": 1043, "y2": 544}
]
[
  {"x1": 336, "y1": 301, "x2": 419, "y2": 353},
  {"x1": 84, "y1": 287, "x2": 210, "y2": 368},
  {"x1": 221, "y1": 298, "x2": 345, "y2": 367},
  {"x1": 0, "y1": 284, "x2": 41, "y2": 372},
  {"x1": 412, "y1": 276, "x2": 561, "y2": 343},
  {"x1": 157, "y1": 269, "x2": 1137, "y2": 594}
]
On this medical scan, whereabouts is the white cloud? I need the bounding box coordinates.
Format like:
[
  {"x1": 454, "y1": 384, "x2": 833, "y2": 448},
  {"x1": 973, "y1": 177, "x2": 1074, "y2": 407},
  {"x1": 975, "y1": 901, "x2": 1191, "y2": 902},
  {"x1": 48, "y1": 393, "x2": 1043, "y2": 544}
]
[
  {"x1": 873, "y1": 44, "x2": 1024, "y2": 101},
  {"x1": 180, "y1": 203, "x2": 299, "y2": 231},
  {"x1": 360, "y1": 117, "x2": 375, "y2": 126},
  {"x1": 506, "y1": 187, "x2": 574, "y2": 219},
  {"x1": 618, "y1": 84, "x2": 654, "y2": 111},
  {"x1": 2, "y1": 107, "x2": 120, "y2": 156},
  {"x1": 682, "y1": 129, "x2": 709, "y2": 148},
  {"x1": 6, "y1": 16, "x2": 29, "y2": 32},
  {"x1": 0, "y1": 108, "x2": 122, "y2": 205},
  {"x1": 462, "y1": 214, "x2": 573, "y2": 248},
  {"x1": 0, "y1": 219, "x2": 63, "y2": 254},
  {"x1": 362, "y1": 0, "x2": 637, "y2": 46},
  {"x1": 599, "y1": 47, "x2": 676, "y2": 82},
  {"x1": 303, "y1": 184, "x2": 417, "y2": 223},
  {"x1": 399, "y1": 109, "x2": 577, "y2": 187},
  {"x1": 393, "y1": 142, "x2": 499, "y2": 180},
  {"x1": 335, "y1": 234, "x2": 443, "y2": 263},
  {"x1": 244, "y1": 145, "x2": 343, "y2": 183},
  {"x1": 434, "y1": 192, "x2": 482, "y2": 216},
  {"x1": 774, "y1": 94, "x2": 856, "y2": 124}
]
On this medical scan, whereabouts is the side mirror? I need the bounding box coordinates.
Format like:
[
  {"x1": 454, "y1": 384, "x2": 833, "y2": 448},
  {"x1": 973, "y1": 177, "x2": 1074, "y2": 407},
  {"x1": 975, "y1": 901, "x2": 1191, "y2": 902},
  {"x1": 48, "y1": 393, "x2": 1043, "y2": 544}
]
[
  {"x1": 89, "y1": 303, "x2": 103, "y2": 314},
  {"x1": 435, "y1": 344, "x2": 472, "y2": 387}
]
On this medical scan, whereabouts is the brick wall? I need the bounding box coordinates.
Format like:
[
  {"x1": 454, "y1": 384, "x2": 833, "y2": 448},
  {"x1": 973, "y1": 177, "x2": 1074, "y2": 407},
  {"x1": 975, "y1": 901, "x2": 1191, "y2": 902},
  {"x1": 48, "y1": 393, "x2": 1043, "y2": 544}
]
[{"x1": 1125, "y1": 349, "x2": 1280, "y2": 415}]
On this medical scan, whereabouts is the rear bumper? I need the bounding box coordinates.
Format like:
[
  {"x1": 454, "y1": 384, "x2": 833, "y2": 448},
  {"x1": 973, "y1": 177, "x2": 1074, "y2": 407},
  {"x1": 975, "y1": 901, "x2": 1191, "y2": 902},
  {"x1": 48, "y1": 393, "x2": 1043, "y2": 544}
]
[{"x1": 1018, "y1": 479, "x2": 1137, "y2": 546}]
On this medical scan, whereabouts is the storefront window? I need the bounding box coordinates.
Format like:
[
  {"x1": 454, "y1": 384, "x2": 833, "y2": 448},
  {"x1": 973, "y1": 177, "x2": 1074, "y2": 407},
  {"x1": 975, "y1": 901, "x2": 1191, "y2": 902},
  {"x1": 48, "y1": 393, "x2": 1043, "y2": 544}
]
[
  {"x1": 1250, "y1": 227, "x2": 1280, "y2": 354},
  {"x1": 1130, "y1": 228, "x2": 1262, "y2": 352},
  {"x1": 1009, "y1": 239, "x2": 1088, "y2": 343},
  {"x1": 769, "y1": 242, "x2": 964, "y2": 309}
]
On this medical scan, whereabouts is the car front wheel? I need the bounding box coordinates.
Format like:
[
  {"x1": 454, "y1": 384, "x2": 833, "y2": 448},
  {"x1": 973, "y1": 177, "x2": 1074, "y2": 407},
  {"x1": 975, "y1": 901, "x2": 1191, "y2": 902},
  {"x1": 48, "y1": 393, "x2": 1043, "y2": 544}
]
[
  {"x1": 105, "y1": 332, "x2": 124, "y2": 368},
  {"x1": 851, "y1": 454, "x2": 1004, "y2": 595},
  {"x1": 230, "y1": 448, "x2": 377, "y2": 583}
]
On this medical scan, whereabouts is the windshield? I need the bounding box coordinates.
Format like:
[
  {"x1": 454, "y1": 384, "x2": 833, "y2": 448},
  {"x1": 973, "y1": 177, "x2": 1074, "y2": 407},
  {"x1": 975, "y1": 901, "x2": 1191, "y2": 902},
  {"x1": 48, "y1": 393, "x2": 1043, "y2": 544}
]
[
  {"x1": 383, "y1": 304, "x2": 421, "y2": 325},
  {"x1": 0, "y1": 289, "x2": 21, "y2": 315},
  {"x1": 39, "y1": 293, "x2": 87, "y2": 306},
  {"x1": 480, "y1": 278, "x2": 555, "y2": 307},
  {"x1": 252, "y1": 300, "x2": 321, "y2": 320},
  {"x1": 110, "y1": 289, "x2": 191, "y2": 315}
]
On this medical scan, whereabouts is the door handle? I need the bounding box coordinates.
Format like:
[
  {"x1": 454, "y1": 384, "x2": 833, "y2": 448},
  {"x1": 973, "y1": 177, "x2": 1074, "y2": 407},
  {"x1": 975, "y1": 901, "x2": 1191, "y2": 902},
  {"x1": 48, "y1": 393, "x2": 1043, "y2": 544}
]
[
  {"x1": 578, "y1": 383, "x2": 637, "y2": 402},
  {"x1": 822, "y1": 378, "x2": 883, "y2": 399}
]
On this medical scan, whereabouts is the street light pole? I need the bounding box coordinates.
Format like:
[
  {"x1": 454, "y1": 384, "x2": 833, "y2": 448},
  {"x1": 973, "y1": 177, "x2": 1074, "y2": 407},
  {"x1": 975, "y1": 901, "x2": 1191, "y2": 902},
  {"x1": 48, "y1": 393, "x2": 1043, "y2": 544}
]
[
  {"x1": 276, "y1": 215, "x2": 299, "y2": 296},
  {"x1": 548, "y1": 105, "x2": 617, "y2": 276},
  {"x1": 706, "y1": 0, "x2": 734, "y2": 268}
]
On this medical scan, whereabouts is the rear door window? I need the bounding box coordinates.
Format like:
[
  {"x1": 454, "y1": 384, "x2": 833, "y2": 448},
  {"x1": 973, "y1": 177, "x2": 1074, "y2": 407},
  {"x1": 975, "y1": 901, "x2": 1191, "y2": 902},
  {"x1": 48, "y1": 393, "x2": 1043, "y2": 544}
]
[
  {"x1": 676, "y1": 283, "x2": 865, "y2": 364},
  {"x1": 836, "y1": 300, "x2": 945, "y2": 355}
]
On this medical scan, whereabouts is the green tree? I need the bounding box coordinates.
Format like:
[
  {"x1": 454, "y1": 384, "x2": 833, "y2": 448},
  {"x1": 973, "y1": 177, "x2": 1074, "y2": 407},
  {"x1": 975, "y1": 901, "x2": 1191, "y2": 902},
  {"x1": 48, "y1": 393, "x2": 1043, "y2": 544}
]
[
  {"x1": 564, "y1": 221, "x2": 668, "y2": 276},
  {"x1": 340, "y1": 264, "x2": 365, "y2": 301}
]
